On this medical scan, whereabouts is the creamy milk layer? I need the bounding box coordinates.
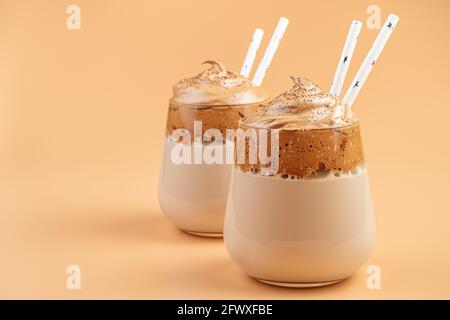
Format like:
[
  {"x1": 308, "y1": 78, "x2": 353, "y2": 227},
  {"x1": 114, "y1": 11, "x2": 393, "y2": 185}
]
[
  {"x1": 224, "y1": 167, "x2": 376, "y2": 284},
  {"x1": 158, "y1": 136, "x2": 233, "y2": 234}
]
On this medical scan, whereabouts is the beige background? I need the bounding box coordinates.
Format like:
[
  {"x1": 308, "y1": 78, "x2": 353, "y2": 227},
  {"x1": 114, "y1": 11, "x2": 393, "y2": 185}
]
[{"x1": 1, "y1": 0, "x2": 449, "y2": 299}]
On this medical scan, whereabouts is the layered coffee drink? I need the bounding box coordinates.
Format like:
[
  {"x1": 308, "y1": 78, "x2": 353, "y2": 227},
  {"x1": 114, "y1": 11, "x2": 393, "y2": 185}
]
[
  {"x1": 158, "y1": 60, "x2": 267, "y2": 237},
  {"x1": 224, "y1": 76, "x2": 376, "y2": 287}
]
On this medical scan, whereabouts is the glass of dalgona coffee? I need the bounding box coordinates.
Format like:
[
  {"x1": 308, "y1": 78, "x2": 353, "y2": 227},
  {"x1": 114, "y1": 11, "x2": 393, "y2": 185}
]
[
  {"x1": 158, "y1": 60, "x2": 268, "y2": 237},
  {"x1": 224, "y1": 76, "x2": 376, "y2": 287}
]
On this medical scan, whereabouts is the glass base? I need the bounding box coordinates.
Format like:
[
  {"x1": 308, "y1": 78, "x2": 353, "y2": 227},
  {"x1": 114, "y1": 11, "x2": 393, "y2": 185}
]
[
  {"x1": 184, "y1": 230, "x2": 223, "y2": 238},
  {"x1": 257, "y1": 278, "x2": 344, "y2": 288}
]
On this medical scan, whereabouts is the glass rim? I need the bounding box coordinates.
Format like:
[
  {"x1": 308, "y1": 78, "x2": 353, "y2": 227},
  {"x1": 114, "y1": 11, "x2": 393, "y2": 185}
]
[
  {"x1": 169, "y1": 98, "x2": 269, "y2": 109},
  {"x1": 238, "y1": 118, "x2": 361, "y2": 132}
]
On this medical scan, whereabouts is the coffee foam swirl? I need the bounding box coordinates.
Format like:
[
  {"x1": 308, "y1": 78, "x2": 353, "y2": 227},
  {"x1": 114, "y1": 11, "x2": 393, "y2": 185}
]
[
  {"x1": 171, "y1": 60, "x2": 267, "y2": 106},
  {"x1": 243, "y1": 76, "x2": 354, "y2": 129}
]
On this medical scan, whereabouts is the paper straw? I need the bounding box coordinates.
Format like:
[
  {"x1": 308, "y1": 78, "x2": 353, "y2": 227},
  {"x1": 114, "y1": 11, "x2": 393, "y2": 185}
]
[
  {"x1": 240, "y1": 28, "x2": 264, "y2": 78},
  {"x1": 330, "y1": 20, "x2": 362, "y2": 96},
  {"x1": 343, "y1": 14, "x2": 400, "y2": 108},
  {"x1": 252, "y1": 17, "x2": 289, "y2": 86}
]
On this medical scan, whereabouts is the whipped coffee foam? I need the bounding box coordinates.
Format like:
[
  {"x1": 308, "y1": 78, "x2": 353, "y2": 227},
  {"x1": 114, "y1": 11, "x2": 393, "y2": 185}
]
[
  {"x1": 237, "y1": 75, "x2": 363, "y2": 179},
  {"x1": 171, "y1": 60, "x2": 267, "y2": 105},
  {"x1": 244, "y1": 76, "x2": 354, "y2": 129}
]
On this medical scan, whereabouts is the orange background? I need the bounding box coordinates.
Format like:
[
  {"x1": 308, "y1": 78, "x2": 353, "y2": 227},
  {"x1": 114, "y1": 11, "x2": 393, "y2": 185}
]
[{"x1": 1, "y1": 0, "x2": 450, "y2": 299}]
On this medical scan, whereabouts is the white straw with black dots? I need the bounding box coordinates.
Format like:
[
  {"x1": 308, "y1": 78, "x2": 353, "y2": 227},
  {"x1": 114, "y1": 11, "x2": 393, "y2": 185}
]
[
  {"x1": 330, "y1": 20, "x2": 362, "y2": 96},
  {"x1": 252, "y1": 17, "x2": 289, "y2": 86},
  {"x1": 343, "y1": 14, "x2": 399, "y2": 108},
  {"x1": 240, "y1": 28, "x2": 264, "y2": 78}
]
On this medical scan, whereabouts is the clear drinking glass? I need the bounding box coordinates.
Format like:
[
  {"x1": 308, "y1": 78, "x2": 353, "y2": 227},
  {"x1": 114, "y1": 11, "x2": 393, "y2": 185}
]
[
  {"x1": 224, "y1": 121, "x2": 376, "y2": 287},
  {"x1": 158, "y1": 100, "x2": 262, "y2": 237}
]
